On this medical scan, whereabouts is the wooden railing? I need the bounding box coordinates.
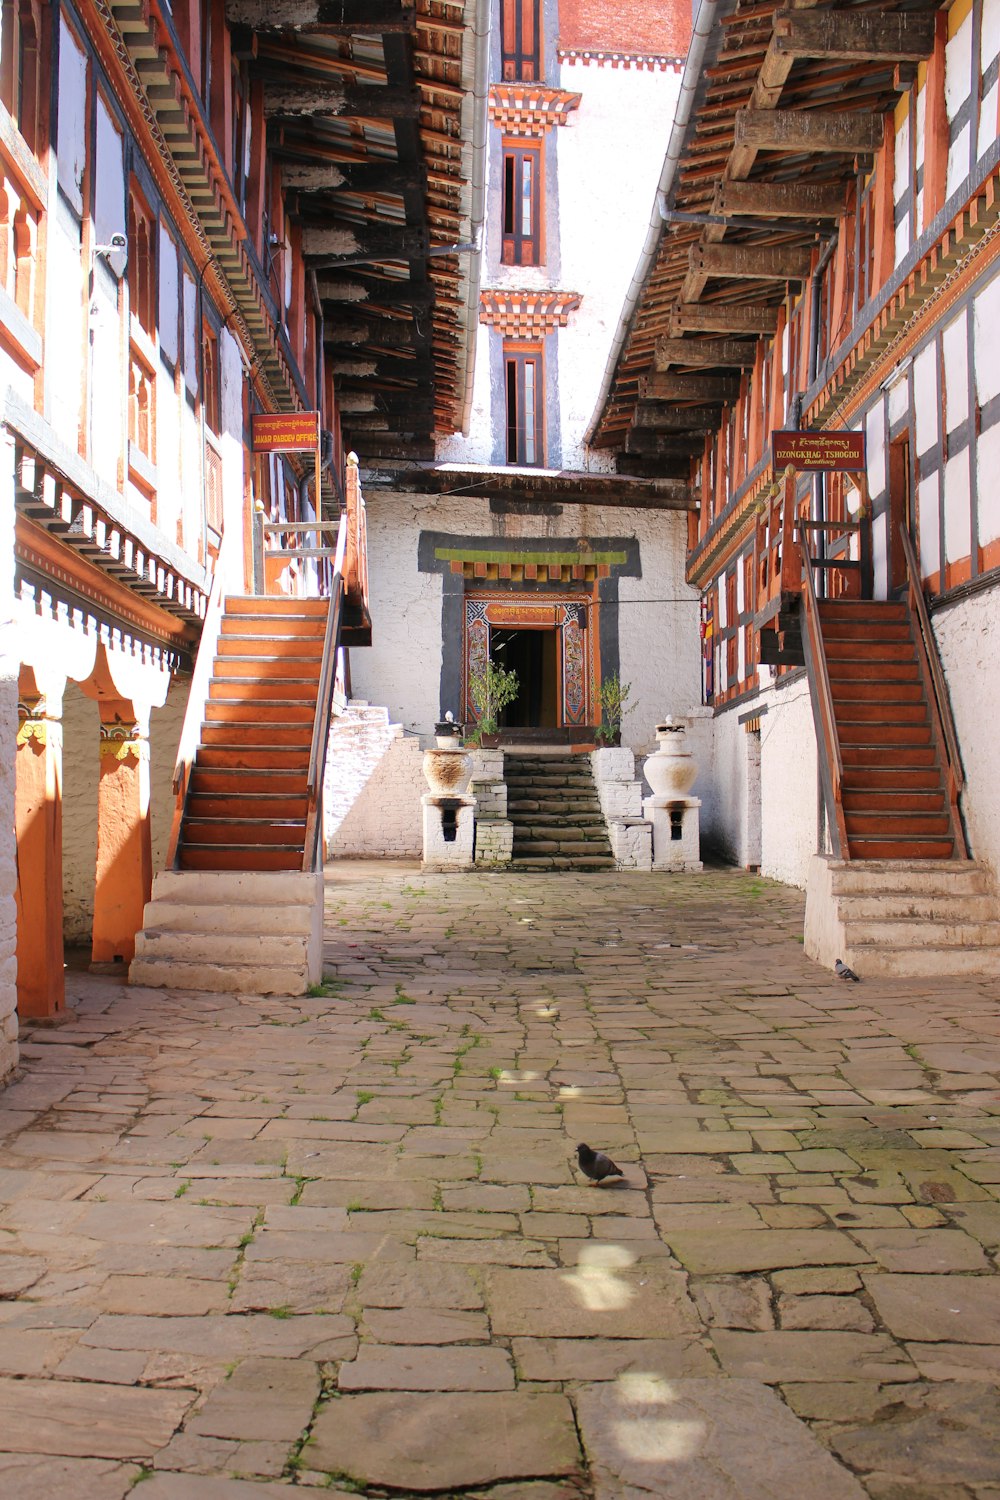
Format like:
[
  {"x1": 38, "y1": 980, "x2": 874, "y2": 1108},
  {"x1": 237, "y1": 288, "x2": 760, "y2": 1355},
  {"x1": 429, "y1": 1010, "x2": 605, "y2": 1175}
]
[
  {"x1": 798, "y1": 516, "x2": 871, "y2": 601},
  {"x1": 797, "y1": 523, "x2": 848, "y2": 859},
  {"x1": 304, "y1": 509, "x2": 349, "y2": 871},
  {"x1": 900, "y1": 524, "x2": 968, "y2": 855},
  {"x1": 752, "y1": 467, "x2": 800, "y2": 628}
]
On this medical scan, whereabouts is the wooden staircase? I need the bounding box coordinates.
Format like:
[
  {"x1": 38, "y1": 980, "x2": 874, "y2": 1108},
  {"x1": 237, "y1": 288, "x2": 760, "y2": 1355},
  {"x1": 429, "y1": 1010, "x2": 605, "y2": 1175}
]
[
  {"x1": 173, "y1": 596, "x2": 328, "y2": 872},
  {"x1": 820, "y1": 599, "x2": 962, "y2": 860}
]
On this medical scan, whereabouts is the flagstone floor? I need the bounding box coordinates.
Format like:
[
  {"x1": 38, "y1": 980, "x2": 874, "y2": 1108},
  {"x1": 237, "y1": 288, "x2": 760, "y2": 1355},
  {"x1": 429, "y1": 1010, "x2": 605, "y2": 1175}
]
[{"x1": 2, "y1": 864, "x2": 1000, "y2": 1498}]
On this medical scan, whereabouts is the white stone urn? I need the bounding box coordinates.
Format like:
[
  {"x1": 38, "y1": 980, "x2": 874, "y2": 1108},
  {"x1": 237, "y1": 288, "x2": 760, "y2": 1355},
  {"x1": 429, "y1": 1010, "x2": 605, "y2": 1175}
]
[
  {"x1": 423, "y1": 746, "x2": 473, "y2": 797},
  {"x1": 644, "y1": 715, "x2": 698, "y2": 800}
]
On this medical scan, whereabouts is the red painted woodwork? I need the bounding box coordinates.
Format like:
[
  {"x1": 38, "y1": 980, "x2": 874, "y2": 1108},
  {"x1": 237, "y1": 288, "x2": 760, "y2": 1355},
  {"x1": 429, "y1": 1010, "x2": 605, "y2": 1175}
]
[{"x1": 174, "y1": 597, "x2": 330, "y2": 872}]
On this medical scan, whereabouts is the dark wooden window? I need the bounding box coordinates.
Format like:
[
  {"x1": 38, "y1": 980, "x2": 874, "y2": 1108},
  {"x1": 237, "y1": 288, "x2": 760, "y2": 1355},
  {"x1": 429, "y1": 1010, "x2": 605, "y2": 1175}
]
[
  {"x1": 232, "y1": 60, "x2": 250, "y2": 215},
  {"x1": 128, "y1": 186, "x2": 156, "y2": 339},
  {"x1": 505, "y1": 343, "x2": 544, "y2": 467},
  {"x1": 501, "y1": 0, "x2": 541, "y2": 81},
  {"x1": 502, "y1": 144, "x2": 541, "y2": 265},
  {"x1": 725, "y1": 569, "x2": 738, "y2": 685},
  {"x1": 202, "y1": 322, "x2": 220, "y2": 434},
  {"x1": 0, "y1": 0, "x2": 40, "y2": 151}
]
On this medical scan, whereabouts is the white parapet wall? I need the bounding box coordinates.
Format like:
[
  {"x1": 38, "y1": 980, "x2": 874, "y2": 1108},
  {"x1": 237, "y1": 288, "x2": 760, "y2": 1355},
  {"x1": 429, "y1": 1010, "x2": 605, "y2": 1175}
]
[
  {"x1": 932, "y1": 582, "x2": 1000, "y2": 882},
  {"x1": 591, "y1": 747, "x2": 651, "y2": 869},
  {"x1": 324, "y1": 702, "x2": 424, "y2": 860}
]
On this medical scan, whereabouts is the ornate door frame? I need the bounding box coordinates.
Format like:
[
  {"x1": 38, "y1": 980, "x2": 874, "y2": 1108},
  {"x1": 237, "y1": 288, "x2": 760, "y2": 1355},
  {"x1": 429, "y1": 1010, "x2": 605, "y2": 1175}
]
[{"x1": 463, "y1": 588, "x2": 599, "y2": 728}]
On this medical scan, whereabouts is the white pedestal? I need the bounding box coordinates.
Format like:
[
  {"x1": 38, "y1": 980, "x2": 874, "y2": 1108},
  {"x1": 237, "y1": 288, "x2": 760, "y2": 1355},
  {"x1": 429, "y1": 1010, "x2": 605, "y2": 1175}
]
[
  {"x1": 422, "y1": 793, "x2": 476, "y2": 871},
  {"x1": 643, "y1": 795, "x2": 703, "y2": 872}
]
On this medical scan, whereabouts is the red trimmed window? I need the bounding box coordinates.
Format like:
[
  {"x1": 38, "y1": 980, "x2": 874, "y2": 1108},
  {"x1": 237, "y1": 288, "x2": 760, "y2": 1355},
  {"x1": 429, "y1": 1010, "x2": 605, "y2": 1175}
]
[
  {"x1": 501, "y1": 0, "x2": 541, "y2": 81},
  {"x1": 502, "y1": 143, "x2": 542, "y2": 266},
  {"x1": 128, "y1": 185, "x2": 156, "y2": 339},
  {"x1": 505, "y1": 342, "x2": 544, "y2": 467}
]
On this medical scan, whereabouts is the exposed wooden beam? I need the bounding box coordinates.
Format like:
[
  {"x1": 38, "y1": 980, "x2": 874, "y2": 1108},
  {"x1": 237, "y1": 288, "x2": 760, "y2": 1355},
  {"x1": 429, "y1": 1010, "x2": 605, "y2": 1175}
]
[
  {"x1": 364, "y1": 464, "x2": 697, "y2": 509},
  {"x1": 772, "y1": 9, "x2": 936, "y2": 65},
  {"x1": 624, "y1": 428, "x2": 705, "y2": 456},
  {"x1": 281, "y1": 162, "x2": 346, "y2": 191},
  {"x1": 264, "y1": 83, "x2": 421, "y2": 119},
  {"x1": 713, "y1": 180, "x2": 845, "y2": 222},
  {"x1": 326, "y1": 320, "x2": 418, "y2": 346},
  {"x1": 616, "y1": 455, "x2": 693, "y2": 481},
  {"x1": 304, "y1": 225, "x2": 427, "y2": 261},
  {"x1": 734, "y1": 107, "x2": 885, "y2": 158},
  {"x1": 227, "y1": 0, "x2": 415, "y2": 31},
  {"x1": 632, "y1": 404, "x2": 723, "y2": 433},
  {"x1": 669, "y1": 302, "x2": 780, "y2": 336},
  {"x1": 686, "y1": 241, "x2": 813, "y2": 297},
  {"x1": 654, "y1": 336, "x2": 756, "y2": 371},
  {"x1": 638, "y1": 372, "x2": 741, "y2": 403},
  {"x1": 317, "y1": 278, "x2": 435, "y2": 310}
]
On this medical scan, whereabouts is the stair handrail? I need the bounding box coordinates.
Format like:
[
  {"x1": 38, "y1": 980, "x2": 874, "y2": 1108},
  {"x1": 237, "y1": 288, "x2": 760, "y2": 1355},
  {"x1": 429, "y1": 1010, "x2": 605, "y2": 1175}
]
[
  {"x1": 899, "y1": 525, "x2": 964, "y2": 797},
  {"x1": 304, "y1": 507, "x2": 349, "y2": 870},
  {"x1": 166, "y1": 552, "x2": 228, "y2": 868},
  {"x1": 797, "y1": 525, "x2": 848, "y2": 858}
]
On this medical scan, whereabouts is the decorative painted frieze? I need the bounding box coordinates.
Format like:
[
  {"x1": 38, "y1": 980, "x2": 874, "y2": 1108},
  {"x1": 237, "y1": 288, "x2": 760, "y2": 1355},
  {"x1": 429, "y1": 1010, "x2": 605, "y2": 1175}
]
[
  {"x1": 478, "y1": 289, "x2": 582, "y2": 337},
  {"x1": 488, "y1": 84, "x2": 581, "y2": 137}
]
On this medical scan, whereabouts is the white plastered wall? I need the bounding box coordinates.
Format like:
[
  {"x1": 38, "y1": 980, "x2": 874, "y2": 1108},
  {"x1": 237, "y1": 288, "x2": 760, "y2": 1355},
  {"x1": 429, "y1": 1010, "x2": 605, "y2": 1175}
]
[
  {"x1": 150, "y1": 678, "x2": 189, "y2": 874},
  {"x1": 932, "y1": 585, "x2": 1000, "y2": 881},
  {"x1": 351, "y1": 488, "x2": 700, "y2": 746}
]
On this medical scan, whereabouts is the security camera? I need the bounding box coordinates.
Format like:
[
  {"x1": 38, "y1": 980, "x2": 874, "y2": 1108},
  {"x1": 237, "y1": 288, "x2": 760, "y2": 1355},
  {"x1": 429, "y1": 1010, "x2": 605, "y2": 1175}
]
[{"x1": 94, "y1": 233, "x2": 128, "y2": 259}]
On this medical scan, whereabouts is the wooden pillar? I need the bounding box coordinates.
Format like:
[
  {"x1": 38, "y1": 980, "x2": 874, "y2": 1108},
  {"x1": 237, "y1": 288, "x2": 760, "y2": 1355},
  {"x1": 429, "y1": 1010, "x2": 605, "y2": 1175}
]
[
  {"x1": 91, "y1": 700, "x2": 152, "y2": 966},
  {"x1": 15, "y1": 674, "x2": 66, "y2": 1019}
]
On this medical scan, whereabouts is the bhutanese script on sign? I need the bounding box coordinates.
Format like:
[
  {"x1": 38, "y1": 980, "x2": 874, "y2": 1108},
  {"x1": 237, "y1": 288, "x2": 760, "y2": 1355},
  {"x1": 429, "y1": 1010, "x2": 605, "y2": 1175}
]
[
  {"x1": 251, "y1": 412, "x2": 320, "y2": 452},
  {"x1": 771, "y1": 430, "x2": 866, "y2": 472}
]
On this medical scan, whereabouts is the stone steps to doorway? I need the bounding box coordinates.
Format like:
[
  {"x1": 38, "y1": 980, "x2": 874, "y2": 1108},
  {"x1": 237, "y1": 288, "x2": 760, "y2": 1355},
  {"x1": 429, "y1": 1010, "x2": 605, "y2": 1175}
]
[{"x1": 504, "y1": 752, "x2": 615, "y2": 871}]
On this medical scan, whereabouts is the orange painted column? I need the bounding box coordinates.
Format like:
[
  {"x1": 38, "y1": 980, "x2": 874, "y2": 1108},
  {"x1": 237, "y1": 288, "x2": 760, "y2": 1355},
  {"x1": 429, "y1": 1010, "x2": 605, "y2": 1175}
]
[
  {"x1": 91, "y1": 700, "x2": 152, "y2": 966},
  {"x1": 15, "y1": 684, "x2": 66, "y2": 1019}
]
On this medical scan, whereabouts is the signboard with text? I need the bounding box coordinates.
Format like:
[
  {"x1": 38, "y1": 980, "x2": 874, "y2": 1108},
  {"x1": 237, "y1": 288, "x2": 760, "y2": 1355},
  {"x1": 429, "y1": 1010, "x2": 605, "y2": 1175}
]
[
  {"x1": 252, "y1": 412, "x2": 320, "y2": 453},
  {"x1": 772, "y1": 429, "x2": 866, "y2": 472}
]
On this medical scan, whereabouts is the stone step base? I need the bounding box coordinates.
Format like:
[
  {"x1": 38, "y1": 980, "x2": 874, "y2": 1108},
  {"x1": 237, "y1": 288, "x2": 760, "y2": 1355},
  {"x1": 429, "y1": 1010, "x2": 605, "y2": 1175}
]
[
  {"x1": 843, "y1": 945, "x2": 1000, "y2": 979},
  {"x1": 508, "y1": 799, "x2": 603, "y2": 816},
  {"x1": 129, "y1": 869, "x2": 322, "y2": 995},
  {"x1": 805, "y1": 855, "x2": 1000, "y2": 978},
  {"x1": 508, "y1": 856, "x2": 618, "y2": 872},
  {"x1": 513, "y1": 840, "x2": 613, "y2": 857},
  {"x1": 129, "y1": 958, "x2": 313, "y2": 994}
]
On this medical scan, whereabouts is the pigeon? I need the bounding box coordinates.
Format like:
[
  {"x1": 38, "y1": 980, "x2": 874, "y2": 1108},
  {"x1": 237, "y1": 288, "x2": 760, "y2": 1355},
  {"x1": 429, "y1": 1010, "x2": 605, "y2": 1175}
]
[
  {"x1": 835, "y1": 958, "x2": 861, "y2": 983},
  {"x1": 576, "y1": 1142, "x2": 625, "y2": 1186}
]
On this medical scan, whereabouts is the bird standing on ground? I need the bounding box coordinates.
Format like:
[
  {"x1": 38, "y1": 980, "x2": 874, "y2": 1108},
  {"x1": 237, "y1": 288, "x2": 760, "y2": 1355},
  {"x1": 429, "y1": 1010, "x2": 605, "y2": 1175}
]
[
  {"x1": 835, "y1": 958, "x2": 861, "y2": 983},
  {"x1": 576, "y1": 1142, "x2": 625, "y2": 1186}
]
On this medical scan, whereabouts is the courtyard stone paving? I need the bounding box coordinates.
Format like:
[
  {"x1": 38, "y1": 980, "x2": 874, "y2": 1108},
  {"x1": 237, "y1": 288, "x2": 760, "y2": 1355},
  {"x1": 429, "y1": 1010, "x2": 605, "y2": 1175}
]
[{"x1": 2, "y1": 865, "x2": 1000, "y2": 1497}]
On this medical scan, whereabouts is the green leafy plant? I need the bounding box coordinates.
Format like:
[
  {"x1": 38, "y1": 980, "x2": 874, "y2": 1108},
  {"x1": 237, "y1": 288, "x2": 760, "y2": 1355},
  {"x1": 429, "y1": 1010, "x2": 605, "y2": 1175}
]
[
  {"x1": 468, "y1": 657, "x2": 519, "y2": 737},
  {"x1": 596, "y1": 672, "x2": 632, "y2": 744}
]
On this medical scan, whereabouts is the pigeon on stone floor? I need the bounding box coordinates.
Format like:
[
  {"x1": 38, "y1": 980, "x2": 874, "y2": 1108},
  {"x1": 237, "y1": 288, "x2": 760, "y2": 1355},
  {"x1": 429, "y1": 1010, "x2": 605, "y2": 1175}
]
[
  {"x1": 576, "y1": 1142, "x2": 625, "y2": 1185},
  {"x1": 835, "y1": 958, "x2": 861, "y2": 983}
]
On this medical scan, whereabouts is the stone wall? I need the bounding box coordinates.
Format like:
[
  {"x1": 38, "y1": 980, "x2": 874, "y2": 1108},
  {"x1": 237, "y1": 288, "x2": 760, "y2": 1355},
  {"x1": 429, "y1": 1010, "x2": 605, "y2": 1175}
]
[{"x1": 325, "y1": 703, "x2": 424, "y2": 859}]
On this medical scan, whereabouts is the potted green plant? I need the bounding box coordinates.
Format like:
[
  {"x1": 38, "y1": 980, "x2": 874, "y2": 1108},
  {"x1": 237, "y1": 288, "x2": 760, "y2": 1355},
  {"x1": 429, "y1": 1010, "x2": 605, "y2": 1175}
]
[
  {"x1": 595, "y1": 672, "x2": 632, "y2": 746},
  {"x1": 468, "y1": 658, "x2": 519, "y2": 747}
]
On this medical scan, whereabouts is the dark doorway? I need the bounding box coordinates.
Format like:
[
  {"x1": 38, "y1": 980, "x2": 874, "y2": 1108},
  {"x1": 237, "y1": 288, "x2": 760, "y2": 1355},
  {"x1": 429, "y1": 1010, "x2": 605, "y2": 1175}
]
[{"x1": 491, "y1": 628, "x2": 559, "y2": 728}]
